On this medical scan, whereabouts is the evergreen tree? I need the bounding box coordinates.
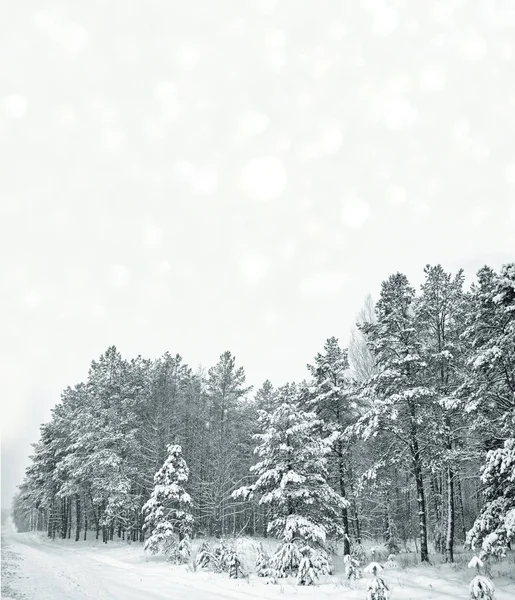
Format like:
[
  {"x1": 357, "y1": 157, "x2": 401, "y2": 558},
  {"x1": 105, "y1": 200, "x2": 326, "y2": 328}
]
[
  {"x1": 464, "y1": 264, "x2": 515, "y2": 558},
  {"x1": 417, "y1": 265, "x2": 467, "y2": 562},
  {"x1": 233, "y1": 384, "x2": 348, "y2": 577},
  {"x1": 306, "y1": 337, "x2": 360, "y2": 554},
  {"x1": 355, "y1": 273, "x2": 432, "y2": 562},
  {"x1": 142, "y1": 444, "x2": 193, "y2": 561},
  {"x1": 205, "y1": 351, "x2": 252, "y2": 536}
]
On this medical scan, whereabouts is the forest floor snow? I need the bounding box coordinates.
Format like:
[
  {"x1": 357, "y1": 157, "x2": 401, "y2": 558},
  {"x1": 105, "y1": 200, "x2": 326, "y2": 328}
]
[{"x1": 2, "y1": 527, "x2": 515, "y2": 600}]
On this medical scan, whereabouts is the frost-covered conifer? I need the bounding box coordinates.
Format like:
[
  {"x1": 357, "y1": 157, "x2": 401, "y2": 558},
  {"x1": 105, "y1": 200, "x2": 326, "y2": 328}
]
[
  {"x1": 354, "y1": 273, "x2": 432, "y2": 563},
  {"x1": 306, "y1": 337, "x2": 361, "y2": 555},
  {"x1": 465, "y1": 264, "x2": 515, "y2": 558},
  {"x1": 142, "y1": 444, "x2": 193, "y2": 561},
  {"x1": 364, "y1": 563, "x2": 389, "y2": 600},
  {"x1": 344, "y1": 553, "x2": 362, "y2": 579},
  {"x1": 297, "y1": 545, "x2": 330, "y2": 585},
  {"x1": 467, "y1": 439, "x2": 515, "y2": 557},
  {"x1": 384, "y1": 554, "x2": 397, "y2": 569},
  {"x1": 226, "y1": 548, "x2": 243, "y2": 579},
  {"x1": 255, "y1": 544, "x2": 271, "y2": 577},
  {"x1": 195, "y1": 541, "x2": 214, "y2": 570},
  {"x1": 468, "y1": 556, "x2": 495, "y2": 600},
  {"x1": 233, "y1": 384, "x2": 348, "y2": 580}
]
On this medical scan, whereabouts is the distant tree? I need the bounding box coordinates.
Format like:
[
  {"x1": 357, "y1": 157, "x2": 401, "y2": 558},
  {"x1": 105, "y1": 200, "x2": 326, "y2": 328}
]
[{"x1": 348, "y1": 294, "x2": 377, "y2": 382}]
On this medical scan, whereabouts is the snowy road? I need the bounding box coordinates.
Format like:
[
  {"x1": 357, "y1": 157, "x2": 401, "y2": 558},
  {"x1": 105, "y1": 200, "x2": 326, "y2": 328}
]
[
  {"x1": 3, "y1": 527, "x2": 515, "y2": 600},
  {"x1": 1, "y1": 529, "x2": 239, "y2": 600}
]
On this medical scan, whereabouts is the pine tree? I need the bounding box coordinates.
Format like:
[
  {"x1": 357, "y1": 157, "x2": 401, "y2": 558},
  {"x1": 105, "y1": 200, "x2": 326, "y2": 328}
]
[
  {"x1": 417, "y1": 265, "x2": 467, "y2": 562},
  {"x1": 365, "y1": 562, "x2": 389, "y2": 600},
  {"x1": 205, "y1": 352, "x2": 252, "y2": 536},
  {"x1": 142, "y1": 444, "x2": 193, "y2": 561},
  {"x1": 468, "y1": 557, "x2": 495, "y2": 600},
  {"x1": 465, "y1": 264, "x2": 515, "y2": 558},
  {"x1": 355, "y1": 273, "x2": 432, "y2": 562},
  {"x1": 467, "y1": 438, "x2": 515, "y2": 558},
  {"x1": 233, "y1": 384, "x2": 348, "y2": 578},
  {"x1": 306, "y1": 337, "x2": 361, "y2": 554}
]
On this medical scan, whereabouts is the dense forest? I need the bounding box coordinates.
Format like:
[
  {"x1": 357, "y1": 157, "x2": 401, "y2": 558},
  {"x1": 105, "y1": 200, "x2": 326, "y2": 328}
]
[{"x1": 12, "y1": 263, "x2": 515, "y2": 568}]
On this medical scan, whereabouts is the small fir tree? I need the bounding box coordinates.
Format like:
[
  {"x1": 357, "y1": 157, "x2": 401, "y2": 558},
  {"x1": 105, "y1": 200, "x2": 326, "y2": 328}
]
[
  {"x1": 468, "y1": 556, "x2": 495, "y2": 600},
  {"x1": 297, "y1": 545, "x2": 330, "y2": 585},
  {"x1": 255, "y1": 544, "x2": 272, "y2": 577},
  {"x1": 344, "y1": 553, "x2": 362, "y2": 579},
  {"x1": 142, "y1": 444, "x2": 193, "y2": 561},
  {"x1": 233, "y1": 384, "x2": 349, "y2": 580},
  {"x1": 196, "y1": 541, "x2": 214, "y2": 570},
  {"x1": 364, "y1": 562, "x2": 389, "y2": 600}
]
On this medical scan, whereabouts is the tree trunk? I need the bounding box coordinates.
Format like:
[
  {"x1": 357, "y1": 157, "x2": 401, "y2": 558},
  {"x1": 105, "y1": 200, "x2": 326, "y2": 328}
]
[
  {"x1": 352, "y1": 499, "x2": 362, "y2": 544},
  {"x1": 408, "y1": 396, "x2": 429, "y2": 563},
  {"x1": 337, "y1": 444, "x2": 351, "y2": 555},
  {"x1": 456, "y1": 474, "x2": 467, "y2": 541},
  {"x1": 47, "y1": 499, "x2": 53, "y2": 538},
  {"x1": 61, "y1": 498, "x2": 67, "y2": 539},
  {"x1": 67, "y1": 500, "x2": 72, "y2": 539},
  {"x1": 91, "y1": 502, "x2": 100, "y2": 540},
  {"x1": 445, "y1": 465, "x2": 455, "y2": 563},
  {"x1": 75, "y1": 494, "x2": 81, "y2": 542},
  {"x1": 411, "y1": 441, "x2": 429, "y2": 562},
  {"x1": 430, "y1": 475, "x2": 441, "y2": 523}
]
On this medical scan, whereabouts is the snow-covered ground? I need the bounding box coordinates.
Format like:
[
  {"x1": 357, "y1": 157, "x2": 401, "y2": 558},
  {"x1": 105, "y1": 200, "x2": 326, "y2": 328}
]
[{"x1": 2, "y1": 525, "x2": 515, "y2": 600}]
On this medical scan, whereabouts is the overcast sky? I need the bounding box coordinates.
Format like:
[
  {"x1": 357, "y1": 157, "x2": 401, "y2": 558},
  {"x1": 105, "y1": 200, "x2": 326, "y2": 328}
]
[{"x1": 2, "y1": 0, "x2": 515, "y2": 508}]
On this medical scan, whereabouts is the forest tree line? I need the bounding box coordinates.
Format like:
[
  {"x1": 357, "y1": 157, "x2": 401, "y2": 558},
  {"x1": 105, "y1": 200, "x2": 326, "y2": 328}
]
[{"x1": 12, "y1": 263, "x2": 515, "y2": 564}]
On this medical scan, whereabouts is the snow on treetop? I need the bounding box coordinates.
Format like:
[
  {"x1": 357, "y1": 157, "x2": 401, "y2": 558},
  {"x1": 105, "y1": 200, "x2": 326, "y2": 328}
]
[
  {"x1": 468, "y1": 556, "x2": 484, "y2": 569},
  {"x1": 364, "y1": 561, "x2": 383, "y2": 573}
]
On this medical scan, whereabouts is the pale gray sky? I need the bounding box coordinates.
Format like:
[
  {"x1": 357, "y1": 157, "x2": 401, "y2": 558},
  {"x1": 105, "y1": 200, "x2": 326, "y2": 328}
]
[{"x1": 1, "y1": 1, "x2": 515, "y2": 507}]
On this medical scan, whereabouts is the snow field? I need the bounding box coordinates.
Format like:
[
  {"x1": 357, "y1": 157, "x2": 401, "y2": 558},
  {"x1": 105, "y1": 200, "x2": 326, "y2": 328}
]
[{"x1": 4, "y1": 528, "x2": 514, "y2": 600}]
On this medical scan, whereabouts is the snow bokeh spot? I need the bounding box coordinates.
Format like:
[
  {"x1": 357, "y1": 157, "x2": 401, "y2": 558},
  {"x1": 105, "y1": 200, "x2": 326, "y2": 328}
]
[
  {"x1": 237, "y1": 111, "x2": 269, "y2": 136},
  {"x1": 4, "y1": 94, "x2": 27, "y2": 119},
  {"x1": 240, "y1": 254, "x2": 268, "y2": 284},
  {"x1": 109, "y1": 265, "x2": 131, "y2": 287},
  {"x1": 143, "y1": 223, "x2": 164, "y2": 246},
  {"x1": 341, "y1": 196, "x2": 371, "y2": 228},
  {"x1": 419, "y1": 66, "x2": 446, "y2": 92},
  {"x1": 241, "y1": 157, "x2": 286, "y2": 201}
]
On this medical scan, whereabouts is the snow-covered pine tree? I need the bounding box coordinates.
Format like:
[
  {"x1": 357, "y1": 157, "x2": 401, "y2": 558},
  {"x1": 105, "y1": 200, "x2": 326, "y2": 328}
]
[
  {"x1": 195, "y1": 541, "x2": 214, "y2": 570},
  {"x1": 226, "y1": 547, "x2": 243, "y2": 579},
  {"x1": 468, "y1": 556, "x2": 495, "y2": 600},
  {"x1": 417, "y1": 265, "x2": 467, "y2": 563},
  {"x1": 205, "y1": 352, "x2": 252, "y2": 537},
  {"x1": 364, "y1": 562, "x2": 389, "y2": 600},
  {"x1": 232, "y1": 383, "x2": 348, "y2": 580},
  {"x1": 306, "y1": 337, "x2": 362, "y2": 555},
  {"x1": 354, "y1": 273, "x2": 432, "y2": 563},
  {"x1": 344, "y1": 553, "x2": 362, "y2": 579},
  {"x1": 142, "y1": 444, "x2": 193, "y2": 561},
  {"x1": 465, "y1": 264, "x2": 515, "y2": 558},
  {"x1": 467, "y1": 438, "x2": 515, "y2": 558},
  {"x1": 297, "y1": 544, "x2": 331, "y2": 585},
  {"x1": 255, "y1": 543, "x2": 272, "y2": 577}
]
